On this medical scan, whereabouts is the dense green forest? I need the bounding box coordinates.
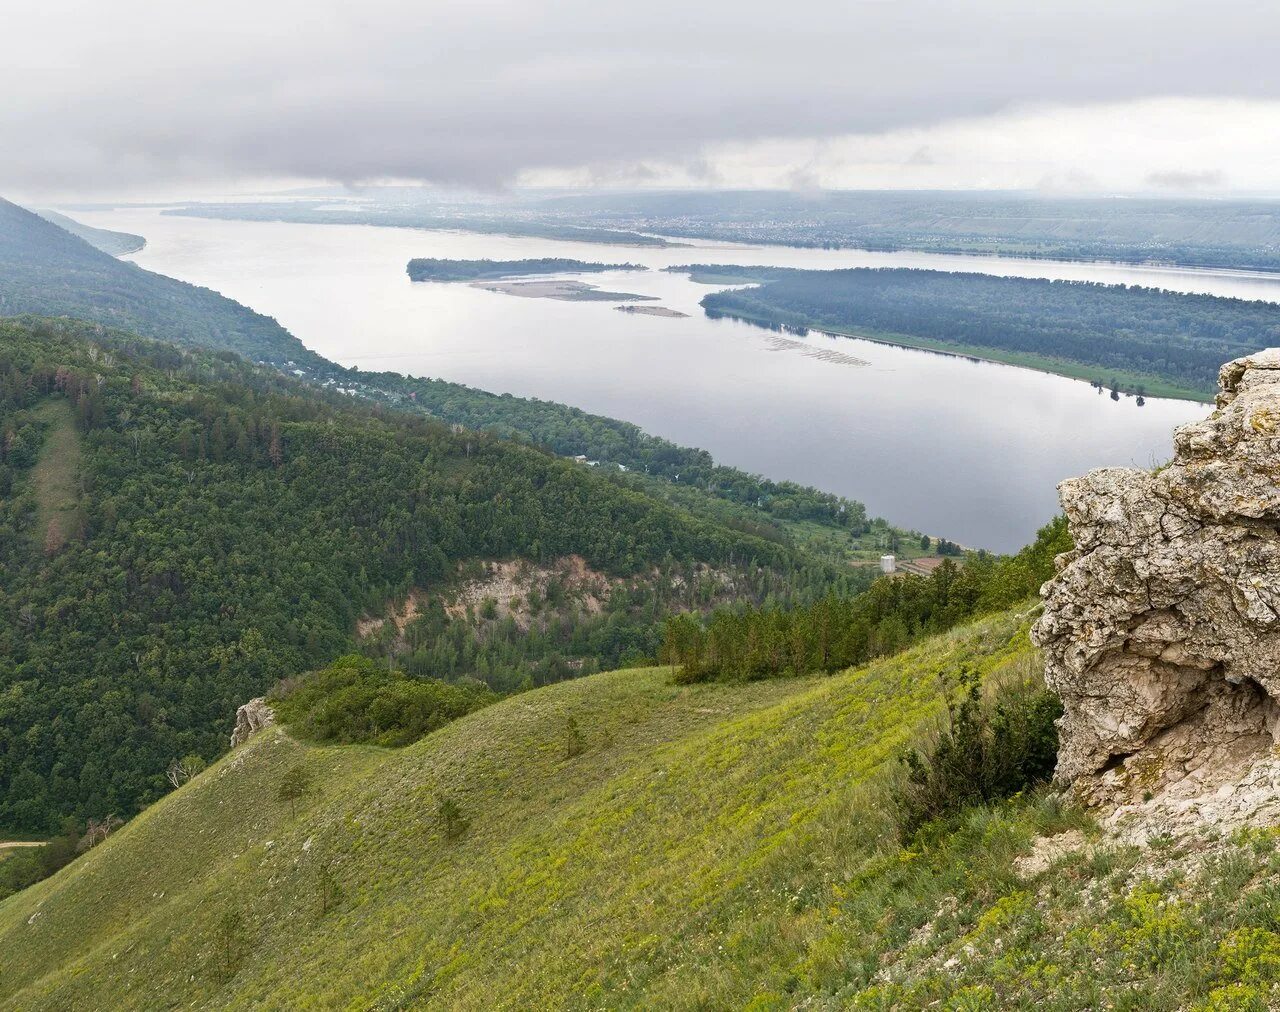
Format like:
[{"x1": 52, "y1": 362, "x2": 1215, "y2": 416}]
[
  {"x1": 406, "y1": 258, "x2": 645, "y2": 282},
  {"x1": 663, "y1": 517, "x2": 1069, "y2": 681},
  {"x1": 355, "y1": 552, "x2": 860, "y2": 694},
  {"x1": 0, "y1": 198, "x2": 323, "y2": 369},
  {"x1": 690, "y1": 266, "x2": 1280, "y2": 397},
  {"x1": 0, "y1": 317, "x2": 841, "y2": 832},
  {"x1": 368, "y1": 367, "x2": 875, "y2": 534}
]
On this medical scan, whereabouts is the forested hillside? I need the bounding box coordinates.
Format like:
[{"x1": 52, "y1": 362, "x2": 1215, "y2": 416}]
[
  {"x1": 34, "y1": 209, "x2": 145, "y2": 257},
  {"x1": 372, "y1": 367, "x2": 874, "y2": 535},
  {"x1": 0, "y1": 318, "x2": 841, "y2": 831},
  {"x1": 691, "y1": 266, "x2": 1280, "y2": 398},
  {"x1": 664, "y1": 517, "x2": 1068, "y2": 682},
  {"x1": 0, "y1": 199, "x2": 322, "y2": 368},
  {"x1": 2, "y1": 201, "x2": 898, "y2": 552}
]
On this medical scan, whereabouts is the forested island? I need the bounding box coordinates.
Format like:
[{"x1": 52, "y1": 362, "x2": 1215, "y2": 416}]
[
  {"x1": 677, "y1": 265, "x2": 1280, "y2": 399},
  {"x1": 407, "y1": 257, "x2": 646, "y2": 282}
]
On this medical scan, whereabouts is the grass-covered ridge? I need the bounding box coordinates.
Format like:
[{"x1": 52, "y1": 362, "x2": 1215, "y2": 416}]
[
  {"x1": 0, "y1": 611, "x2": 1035, "y2": 1008},
  {"x1": 6, "y1": 606, "x2": 1275, "y2": 1008}
]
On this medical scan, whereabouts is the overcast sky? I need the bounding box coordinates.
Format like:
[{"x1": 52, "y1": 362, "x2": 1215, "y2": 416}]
[{"x1": 6, "y1": 0, "x2": 1280, "y2": 199}]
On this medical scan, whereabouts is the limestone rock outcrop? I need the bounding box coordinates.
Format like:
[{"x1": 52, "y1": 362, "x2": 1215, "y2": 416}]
[
  {"x1": 230, "y1": 697, "x2": 275, "y2": 748},
  {"x1": 1033, "y1": 349, "x2": 1280, "y2": 809}
]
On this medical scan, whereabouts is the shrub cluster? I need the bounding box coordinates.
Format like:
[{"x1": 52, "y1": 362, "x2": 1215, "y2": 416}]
[
  {"x1": 271, "y1": 655, "x2": 497, "y2": 748},
  {"x1": 894, "y1": 668, "x2": 1061, "y2": 842}
]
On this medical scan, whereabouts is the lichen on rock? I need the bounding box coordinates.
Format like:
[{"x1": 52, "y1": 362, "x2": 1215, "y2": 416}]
[
  {"x1": 1033, "y1": 349, "x2": 1280, "y2": 821},
  {"x1": 230, "y1": 697, "x2": 275, "y2": 748}
]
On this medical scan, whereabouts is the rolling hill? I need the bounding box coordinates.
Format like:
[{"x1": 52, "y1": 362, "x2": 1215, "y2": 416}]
[
  {"x1": 0, "y1": 317, "x2": 858, "y2": 833},
  {"x1": 2, "y1": 605, "x2": 1272, "y2": 1009},
  {"x1": 0, "y1": 611, "x2": 1034, "y2": 1008}
]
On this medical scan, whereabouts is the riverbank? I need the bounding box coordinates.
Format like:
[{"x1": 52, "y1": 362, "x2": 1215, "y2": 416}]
[{"x1": 708, "y1": 306, "x2": 1214, "y2": 404}]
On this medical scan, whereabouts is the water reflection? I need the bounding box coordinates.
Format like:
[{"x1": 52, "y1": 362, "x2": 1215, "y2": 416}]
[{"x1": 76, "y1": 208, "x2": 1212, "y2": 551}]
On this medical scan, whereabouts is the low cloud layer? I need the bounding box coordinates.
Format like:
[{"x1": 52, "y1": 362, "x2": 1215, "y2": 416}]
[
  {"x1": 525, "y1": 98, "x2": 1278, "y2": 193},
  {"x1": 6, "y1": 0, "x2": 1280, "y2": 196}
]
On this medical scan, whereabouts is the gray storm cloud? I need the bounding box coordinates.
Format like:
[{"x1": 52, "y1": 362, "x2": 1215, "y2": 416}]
[{"x1": 4, "y1": 0, "x2": 1279, "y2": 194}]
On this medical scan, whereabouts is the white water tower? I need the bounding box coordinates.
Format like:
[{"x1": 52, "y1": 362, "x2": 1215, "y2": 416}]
[{"x1": 880, "y1": 554, "x2": 896, "y2": 574}]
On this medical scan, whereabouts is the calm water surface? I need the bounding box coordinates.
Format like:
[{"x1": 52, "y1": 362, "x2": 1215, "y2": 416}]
[{"x1": 77, "y1": 208, "x2": 1222, "y2": 551}]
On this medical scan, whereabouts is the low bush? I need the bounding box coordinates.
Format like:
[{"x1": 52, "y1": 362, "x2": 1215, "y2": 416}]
[
  {"x1": 271, "y1": 655, "x2": 497, "y2": 748},
  {"x1": 894, "y1": 667, "x2": 1061, "y2": 842}
]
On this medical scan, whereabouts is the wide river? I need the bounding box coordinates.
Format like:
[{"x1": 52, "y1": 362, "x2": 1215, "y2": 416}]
[{"x1": 74, "y1": 207, "x2": 1256, "y2": 552}]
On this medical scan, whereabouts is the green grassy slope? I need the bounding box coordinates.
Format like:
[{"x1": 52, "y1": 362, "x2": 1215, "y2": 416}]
[
  {"x1": 6, "y1": 605, "x2": 1274, "y2": 1009},
  {"x1": 0, "y1": 612, "x2": 1032, "y2": 1009}
]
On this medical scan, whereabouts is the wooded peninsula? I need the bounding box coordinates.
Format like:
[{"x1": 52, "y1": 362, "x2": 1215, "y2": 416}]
[{"x1": 678, "y1": 265, "x2": 1280, "y2": 399}]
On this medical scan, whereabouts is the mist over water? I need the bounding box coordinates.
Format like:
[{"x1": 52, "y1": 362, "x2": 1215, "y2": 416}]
[{"x1": 78, "y1": 208, "x2": 1216, "y2": 551}]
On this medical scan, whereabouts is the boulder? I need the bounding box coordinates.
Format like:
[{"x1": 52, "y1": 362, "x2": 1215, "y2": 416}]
[
  {"x1": 1033, "y1": 350, "x2": 1280, "y2": 807},
  {"x1": 230, "y1": 697, "x2": 275, "y2": 748}
]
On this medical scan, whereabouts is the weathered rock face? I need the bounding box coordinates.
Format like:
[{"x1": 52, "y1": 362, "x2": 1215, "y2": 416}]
[
  {"x1": 1033, "y1": 349, "x2": 1280, "y2": 810},
  {"x1": 230, "y1": 697, "x2": 275, "y2": 748}
]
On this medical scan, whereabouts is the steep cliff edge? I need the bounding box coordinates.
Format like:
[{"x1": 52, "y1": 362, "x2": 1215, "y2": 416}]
[{"x1": 1034, "y1": 349, "x2": 1280, "y2": 836}]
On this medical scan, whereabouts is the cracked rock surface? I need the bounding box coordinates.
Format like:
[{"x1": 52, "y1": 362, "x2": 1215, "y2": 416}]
[
  {"x1": 230, "y1": 697, "x2": 275, "y2": 748},
  {"x1": 1033, "y1": 349, "x2": 1280, "y2": 812}
]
